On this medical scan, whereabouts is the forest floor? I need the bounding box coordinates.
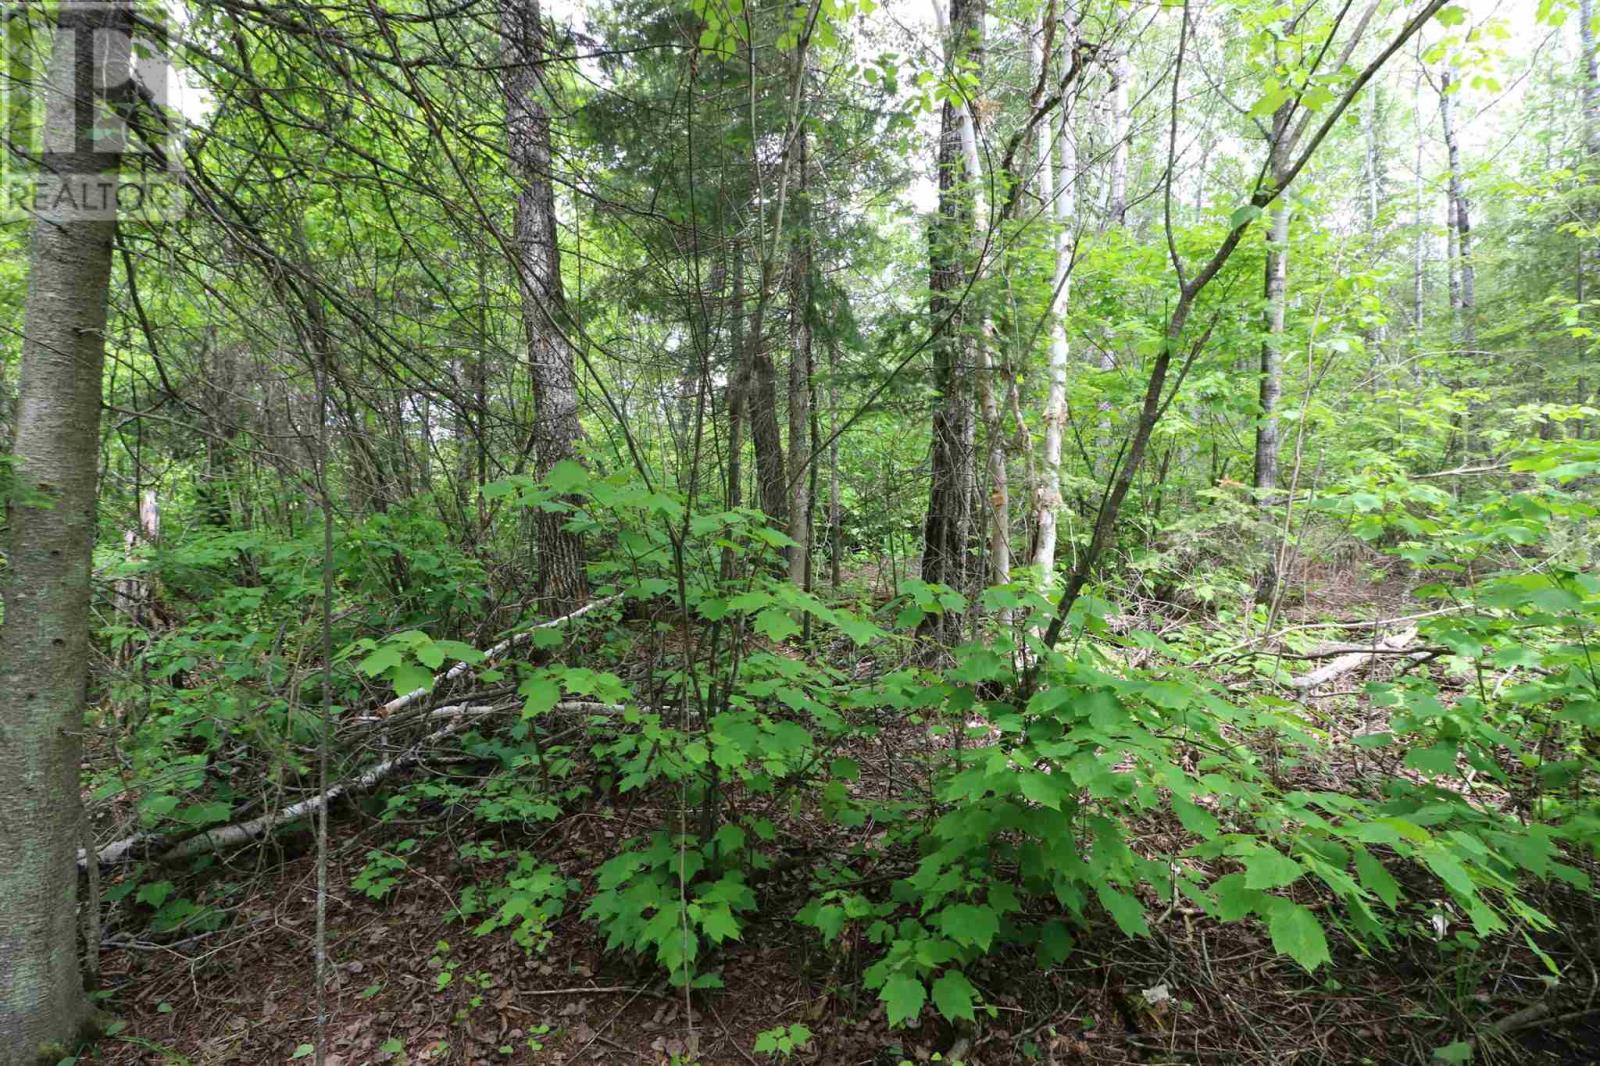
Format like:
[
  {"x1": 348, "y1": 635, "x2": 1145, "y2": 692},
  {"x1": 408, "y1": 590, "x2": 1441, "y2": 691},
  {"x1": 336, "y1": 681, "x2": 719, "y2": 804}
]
[{"x1": 79, "y1": 562, "x2": 1600, "y2": 1066}]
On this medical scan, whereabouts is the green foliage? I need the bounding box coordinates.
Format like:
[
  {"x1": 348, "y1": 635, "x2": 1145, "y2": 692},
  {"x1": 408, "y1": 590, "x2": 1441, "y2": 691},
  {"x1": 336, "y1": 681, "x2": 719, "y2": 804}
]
[
  {"x1": 456, "y1": 850, "x2": 576, "y2": 952},
  {"x1": 752, "y1": 1023, "x2": 813, "y2": 1058},
  {"x1": 585, "y1": 832, "x2": 757, "y2": 988},
  {"x1": 352, "y1": 839, "x2": 420, "y2": 900}
]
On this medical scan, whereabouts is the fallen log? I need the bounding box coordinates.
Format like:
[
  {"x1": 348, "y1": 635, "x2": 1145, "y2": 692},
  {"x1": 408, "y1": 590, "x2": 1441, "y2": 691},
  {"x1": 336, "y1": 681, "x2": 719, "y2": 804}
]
[
  {"x1": 378, "y1": 593, "x2": 620, "y2": 719},
  {"x1": 88, "y1": 595, "x2": 621, "y2": 866},
  {"x1": 1287, "y1": 627, "x2": 1417, "y2": 690},
  {"x1": 92, "y1": 702, "x2": 507, "y2": 866}
]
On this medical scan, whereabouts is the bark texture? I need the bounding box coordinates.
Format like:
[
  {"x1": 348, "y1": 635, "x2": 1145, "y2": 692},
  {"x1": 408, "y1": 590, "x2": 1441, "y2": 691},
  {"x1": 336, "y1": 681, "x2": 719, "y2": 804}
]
[
  {"x1": 1106, "y1": 52, "x2": 1130, "y2": 225},
  {"x1": 1031, "y1": 9, "x2": 1076, "y2": 583},
  {"x1": 1254, "y1": 106, "x2": 1291, "y2": 503},
  {"x1": 499, "y1": 0, "x2": 588, "y2": 612},
  {"x1": 786, "y1": 130, "x2": 813, "y2": 585},
  {"x1": 1, "y1": 2, "x2": 129, "y2": 1057},
  {"x1": 1439, "y1": 69, "x2": 1475, "y2": 352},
  {"x1": 921, "y1": 0, "x2": 983, "y2": 619}
]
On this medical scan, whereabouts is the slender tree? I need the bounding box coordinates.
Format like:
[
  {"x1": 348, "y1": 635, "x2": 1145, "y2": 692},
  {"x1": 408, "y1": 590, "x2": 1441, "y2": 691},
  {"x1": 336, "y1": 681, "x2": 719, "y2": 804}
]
[
  {"x1": 1, "y1": 1, "x2": 130, "y2": 1056},
  {"x1": 920, "y1": 0, "x2": 983, "y2": 616},
  {"x1": 787, "y1": 126, "x2": 814, "y2": 585},
  {"x1": 1439, "y1": 67, "x2": 1476, "y2": 352},
  {"x1": 1031, "y1": 4, "x2": 1077, "y2": 584},
  {"x1": 498, "y1": 0, "x2": 588, "y2": 611}
]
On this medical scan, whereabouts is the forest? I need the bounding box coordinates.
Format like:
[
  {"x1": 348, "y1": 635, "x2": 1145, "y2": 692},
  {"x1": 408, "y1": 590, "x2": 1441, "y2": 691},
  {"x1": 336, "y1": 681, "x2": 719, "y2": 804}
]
[{"x1": 1, "y1": 0, "x2": 1598, "y2": 1062}]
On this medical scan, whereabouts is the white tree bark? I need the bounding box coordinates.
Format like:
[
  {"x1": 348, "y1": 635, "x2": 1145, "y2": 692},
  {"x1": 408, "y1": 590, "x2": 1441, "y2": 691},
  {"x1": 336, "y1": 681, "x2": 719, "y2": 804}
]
[{"x1": 1031, "y1": 8, "x2": 1077, "y2": 584}]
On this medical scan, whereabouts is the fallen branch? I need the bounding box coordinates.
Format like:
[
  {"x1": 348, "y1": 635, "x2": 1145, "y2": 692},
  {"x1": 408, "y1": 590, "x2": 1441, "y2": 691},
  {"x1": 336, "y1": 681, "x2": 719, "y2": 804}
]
[
  {"x1": 88, "y1": 595, "x2": 620, "y2": 867},
  {"x1": 1287, "y1": 628, "x2": 1417, "y2": 690},
  {"x1": 379, "y1": 593, "x2": 620, "y2": 719},
  {"x1": 92, "y1": 702, "x2": 509, "y2": 866},
  {"x1": 346, "y1": 699, "x2": 624, "y2": 725}
]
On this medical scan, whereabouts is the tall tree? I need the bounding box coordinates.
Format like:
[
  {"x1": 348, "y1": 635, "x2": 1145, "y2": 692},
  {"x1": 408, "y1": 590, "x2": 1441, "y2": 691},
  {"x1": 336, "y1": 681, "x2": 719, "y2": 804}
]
[
  {"x1": 1439, "y1": 67, "x2": 1476, "y2": 352},
  {"x1": 921, "y1": 0, "x2": 984, "y2": 615},
  {"x1": 499, "y1": 0, "x2": 588, "y2": 611},
  {"x1": 1106, "y1": 51, "x2": 1131, "y2": 225},
  {"x1": 1254, "y1": 114, "x2": 1291, "y2": 507},
  {"x1": 1031, "y1": 4, "x2": 1077, "y2": 584},
  {"x1": 787, "y1": 127, "x2": 814, "y2": 586},
  {"x1": 1, "y1": 1, "x2": 130, "y2": 1056}
]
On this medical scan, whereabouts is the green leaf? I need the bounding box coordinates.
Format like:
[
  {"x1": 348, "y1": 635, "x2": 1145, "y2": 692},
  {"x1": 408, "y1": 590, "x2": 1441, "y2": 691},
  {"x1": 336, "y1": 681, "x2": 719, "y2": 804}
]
[
  {"x1": 1432, "y1": 1041, "x2": 1474, "y2": 1063},
  {"x1": 543, "y1": 459, "x2": 591, "y2": 494},
  {"x1": 754, "y1": 608, "x2": 801, "y2": 642},
  {"x1": 292, "y1": 1045, "x2": 315, "y2": 1060},
  {"x1": 136, "y1": 880, "x2": 175, "y2": 908},
  {"x1": 1019, "y1": 770, "x2": 1068, "y2": 810},
  {"x1": 1230, "y1": 203, "x2": 1264, "y2": 229},
  {"x1": 1096, "y1": 885, "x2": 1149, "y2": 937},
  {"x1": 1353, "y1": 847, "x2": 1401, "y2": 909},
  {"x1": 881, "y1": 973, "x2": 926, "y2": 1027},
  {"x1": 931, "y1": 969, "x2": 977, "y2": 1022},
  {"x1": 1421, "y1": 845, "x2": 1477, "y2": 899},
  {"x1": 1268, "y1": 901, "x2": 1330, "y2": 972},
  {"x1": 938, "y1": 903, "x2": 1000, "y2": 950},
  {"x1": 1435, "y1": 4, "x2": 1467, "y2": 26},
  {"x1": 699, "y1": 906, "x2": 742, "y2": 943},
  {"x1": 391, "y1": 662, "x2": 433, "y2": 696},
  {"x1": 520, "y1": 676, "x2": 561, "y2": 718},
  {"x1": 1404, "y1": 742, "x2": 1458, "y2": 776},
  {"x1": 1210, "y1": 873, "x2": 1262, "y2": 922},
  {"x1": 1243, "y1": 849, "x2": 1304, "y2": 890},
  {"x1": 1036, "y1": 919, "x2": 1073, "y2": 966}
]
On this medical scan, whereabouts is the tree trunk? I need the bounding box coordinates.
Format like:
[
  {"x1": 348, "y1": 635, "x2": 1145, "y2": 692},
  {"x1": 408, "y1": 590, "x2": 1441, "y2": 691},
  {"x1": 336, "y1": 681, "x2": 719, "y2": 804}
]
[
  {"x1": 1254, "y1": 202, "x2": 1289, "y2": 500},
  {"x1": 827, "y1": 337, "x2": 842, "y2": 589},
  {"x1": 1107, "y1": 51, "x2": 1130, "y2": 226},
  {"x1": 978, "y1": 343, "x2": 1010, "y2": 594},
  {"x1": 1253, "y1": 104, "x2": 1292, "y2": 602},
  {"x1": 499, "y1": 0, "x2": 587, "y2": 612},
  {"x1": 1581, "y1": 0, "x2": 1599, "y2": 429},
  {"x1": 1582, "y1": 0, "x2": 1599, "y2": 161},
  {"x1": 1254, "y1": 103, "x2": 1292, "y2": 500},
  {"x1": 746, "y1": 321, "x2": 788, "y2": 527},
  {"x1": 1413, "y1": 66, "x2": 1427, "y2": 339},
  {"x1": 1439, "y1": 69, "x2": 1475, "y2": 352},
  {"x1": 1, "y1": 2, "x2": 130, "y2": 1056},
  {"x1": 726, "y1": 241, "x2": 747, "y2": 506},
  {"x1": 786, "y1": 130, "x2": 814, "y2": 586},
  {"x1": 1031, "y1": 9, "x2": 1076, "y2": 584},
  {"x1": 920, "y1": 0, "x2": 983, "y2": 617},
  {"x1": 1362, "y1": 87, "x2": 1388, "y2": 355}
]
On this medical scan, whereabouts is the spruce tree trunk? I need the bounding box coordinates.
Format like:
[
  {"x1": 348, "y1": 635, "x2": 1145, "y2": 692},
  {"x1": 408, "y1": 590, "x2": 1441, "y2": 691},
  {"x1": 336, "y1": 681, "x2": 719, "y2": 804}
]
[
  {"x1": 498, "y1": 0, "x2": 587, "y2": 612},
  {"x1": 746, "y1": 320, "x2": 789, "y2": 527},
  {"x1": 786, "y1": 131, "x2": 813, "y2": 586},
  {"x1": 727, "y1": 242, "x2": 747, "y2": 514},
  {"x1": 920, "y1": 0, "x2": 982, "y2": 621},
  {"x1": 827, "y1": 337, "x2": 842, "y2": 588},
  {"x1": 1, "y1": 2, "x2": 130, "y2": 1056}
]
